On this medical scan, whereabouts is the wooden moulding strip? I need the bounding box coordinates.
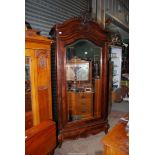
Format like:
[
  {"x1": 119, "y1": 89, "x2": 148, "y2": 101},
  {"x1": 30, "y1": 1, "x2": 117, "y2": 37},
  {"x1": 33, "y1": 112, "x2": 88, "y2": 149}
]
[{"x1": 94, "y1": 79, "x2": 102, "y2": 117}]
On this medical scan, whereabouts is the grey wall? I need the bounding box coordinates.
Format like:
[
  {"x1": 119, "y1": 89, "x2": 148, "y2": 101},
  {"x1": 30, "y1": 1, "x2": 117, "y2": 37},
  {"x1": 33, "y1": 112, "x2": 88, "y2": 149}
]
[{"x1": 25, "y1": 0, "x2": 89, "y2": 36}]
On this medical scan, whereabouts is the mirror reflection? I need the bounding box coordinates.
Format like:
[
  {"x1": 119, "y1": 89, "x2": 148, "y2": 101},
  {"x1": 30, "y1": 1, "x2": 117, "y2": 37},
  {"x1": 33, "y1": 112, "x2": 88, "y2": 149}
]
[
  {"x1": 25, "y1": 57, "x2": 33, "y2": 129},
  {"x1": 66, "y1": 40, "x2": 102, "y2": 122}
]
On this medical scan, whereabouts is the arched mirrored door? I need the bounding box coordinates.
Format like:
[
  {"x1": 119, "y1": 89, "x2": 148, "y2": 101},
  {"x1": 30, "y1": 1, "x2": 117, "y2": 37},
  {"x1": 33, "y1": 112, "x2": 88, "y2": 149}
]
[{"x1": 66, "y1": 40, "x2": 102, "y2": 122}]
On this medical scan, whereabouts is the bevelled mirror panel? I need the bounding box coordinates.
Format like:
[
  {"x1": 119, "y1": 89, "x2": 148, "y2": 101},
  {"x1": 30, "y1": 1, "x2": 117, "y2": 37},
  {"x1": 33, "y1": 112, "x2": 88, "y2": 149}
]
[{"x1": 66, "y1": 40, "x2": 102, "y2": 122}]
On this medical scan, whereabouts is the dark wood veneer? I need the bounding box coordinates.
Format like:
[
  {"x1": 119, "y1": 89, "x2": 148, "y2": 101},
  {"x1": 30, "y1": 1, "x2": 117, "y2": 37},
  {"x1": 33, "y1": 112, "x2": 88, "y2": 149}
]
[{"x1": 50, "y1": 17, "x2": 110, "y2": 142}]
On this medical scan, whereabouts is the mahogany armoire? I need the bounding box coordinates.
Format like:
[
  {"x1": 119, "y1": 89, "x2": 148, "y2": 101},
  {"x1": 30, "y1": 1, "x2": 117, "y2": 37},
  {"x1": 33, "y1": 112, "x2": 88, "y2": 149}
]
[{"x1": 50, "y1": 16, "x2": 110, "y2": 143}]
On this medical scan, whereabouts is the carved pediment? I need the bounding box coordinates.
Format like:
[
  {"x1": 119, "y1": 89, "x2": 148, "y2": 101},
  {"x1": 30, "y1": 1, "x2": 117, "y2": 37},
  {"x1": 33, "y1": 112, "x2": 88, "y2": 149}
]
[{"x1": 75, "y1": 11, "x2": 94, "y2": 25}]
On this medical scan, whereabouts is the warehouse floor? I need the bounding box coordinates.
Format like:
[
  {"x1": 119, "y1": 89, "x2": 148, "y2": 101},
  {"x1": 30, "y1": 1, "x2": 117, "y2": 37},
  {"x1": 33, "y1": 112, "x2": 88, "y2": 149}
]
[{"x1": 54, "y1": 101, "x2": 129, "y2": 155}]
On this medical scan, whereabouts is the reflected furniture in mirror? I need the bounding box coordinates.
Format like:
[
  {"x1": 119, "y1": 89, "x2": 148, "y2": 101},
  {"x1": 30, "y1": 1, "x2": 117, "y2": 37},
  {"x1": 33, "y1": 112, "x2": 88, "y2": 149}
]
[
  {"x1": 50, "y1": 17, "x2": 110, "y2": 143},
  {"x1": 25, "y1": 27, "x2": 56, "y2": 155}
]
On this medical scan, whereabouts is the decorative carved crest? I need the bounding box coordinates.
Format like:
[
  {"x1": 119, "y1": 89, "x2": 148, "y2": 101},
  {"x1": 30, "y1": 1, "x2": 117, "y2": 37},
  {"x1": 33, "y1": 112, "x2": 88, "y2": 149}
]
[
  {"x1": 111, "y1": 33, "x2": 122, "y2": 45},
  {"x1": 25, "y1": 29, "x2": 37, "y2": 37},
  {"x1": 35, "y1": 50, "x2": 49, "y2": 58},
  {"x1": 76, "y1": 11, "x2": 93, "y2": 24}
]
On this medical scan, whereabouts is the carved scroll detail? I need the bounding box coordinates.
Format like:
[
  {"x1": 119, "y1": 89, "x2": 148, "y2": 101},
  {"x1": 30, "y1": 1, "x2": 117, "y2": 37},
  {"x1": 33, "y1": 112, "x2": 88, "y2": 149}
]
[
  {"x1": 35, "y1": 50, "x2": 49, "y2": 69},
  {"x1": 35, "y1": 50, "x2": 49, "y2": 58},
  {"x1": 39, "y1": 56, "x2": 46, "y2": 69},
  {"x1": 75, "y1": 11, "x2": 94, "y2": 25}
]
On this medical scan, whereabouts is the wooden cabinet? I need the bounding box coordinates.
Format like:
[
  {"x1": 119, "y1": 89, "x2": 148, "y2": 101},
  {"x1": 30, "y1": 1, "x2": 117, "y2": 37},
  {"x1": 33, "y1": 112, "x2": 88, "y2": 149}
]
[
  {"x1": 25, "y1": 29, "x2": 52, "y2": 125},
  {"x1": 67, "y1": 91, "x2": 93, "y2": 120},
  {"x1": 26, "y1": 120, "x2": 56, "y2": 155},
  {"x1": 25, "y1": 27, "x2": 56, "y2": 155},
  {"x1": 102, "y1": 114, "x2": 129, "y2": 155},
  {"x1": 50, "y1": 16, "x2": 110, "y2": 142}
]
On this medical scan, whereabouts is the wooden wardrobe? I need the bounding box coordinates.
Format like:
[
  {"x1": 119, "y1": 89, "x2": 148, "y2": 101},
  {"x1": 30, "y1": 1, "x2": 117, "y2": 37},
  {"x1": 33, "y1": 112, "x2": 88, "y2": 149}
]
[
  {"x1": 50, "y1": 16, "x2": 110, "y2": 143},
  {"x1": 25, "y1": 27, "x2": 56, "y2": 155}
]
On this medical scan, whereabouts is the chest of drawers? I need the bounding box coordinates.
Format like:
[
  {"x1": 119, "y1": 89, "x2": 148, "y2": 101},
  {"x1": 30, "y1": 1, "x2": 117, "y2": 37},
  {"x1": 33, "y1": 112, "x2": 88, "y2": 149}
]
[{"x1": 67, "y1": 91, "x2": 94, "y2": 120}]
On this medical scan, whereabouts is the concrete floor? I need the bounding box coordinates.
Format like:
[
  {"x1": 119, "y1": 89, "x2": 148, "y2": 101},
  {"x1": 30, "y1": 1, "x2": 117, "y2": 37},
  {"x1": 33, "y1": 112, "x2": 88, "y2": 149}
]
[
  {"x1": 111, "y1": 101, "x2": 129, "y2": 113},
  {"x1": 54, "y1": 101, "x2": 129, "y2": 155}
]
